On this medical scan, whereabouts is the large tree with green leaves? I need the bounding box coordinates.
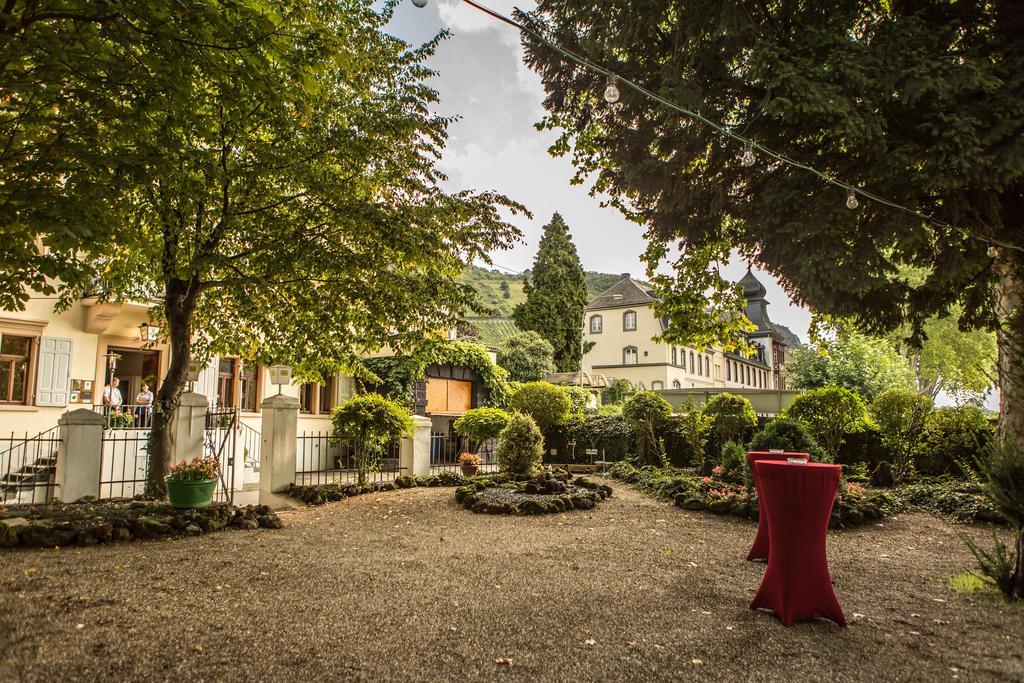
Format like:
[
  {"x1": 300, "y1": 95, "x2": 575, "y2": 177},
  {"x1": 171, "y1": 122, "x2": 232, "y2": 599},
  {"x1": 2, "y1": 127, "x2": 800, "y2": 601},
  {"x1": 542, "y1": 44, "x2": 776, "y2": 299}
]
[
  {"x1": 1, "y1": 1, "x2": 523, "y2": 495},
  {"x1": 512, "y1": 212, "x2": 589, "y2": 371},
  {"x1": 520, "y1": 1, "x2": 1024, "y2": 441},
  {"x1": 787, "y1": 324, "x2": 917, "y2": 403}
]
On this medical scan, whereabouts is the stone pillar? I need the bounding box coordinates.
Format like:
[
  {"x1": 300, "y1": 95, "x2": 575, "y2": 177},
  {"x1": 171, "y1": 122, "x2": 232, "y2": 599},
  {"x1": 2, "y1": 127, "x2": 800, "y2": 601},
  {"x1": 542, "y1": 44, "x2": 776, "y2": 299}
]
[
  {"x1": 54, "y1": 408, "x2": 105, "y2": 502},
  {"x1": 399, "y1": 415, "x2": 432, "y2": 478},
  {"x1": 169, "y1": 392, "x2": 208, "y2": 465},
  {"x1": 259, "y1": 393, "x2": 299, "y2": 507}
]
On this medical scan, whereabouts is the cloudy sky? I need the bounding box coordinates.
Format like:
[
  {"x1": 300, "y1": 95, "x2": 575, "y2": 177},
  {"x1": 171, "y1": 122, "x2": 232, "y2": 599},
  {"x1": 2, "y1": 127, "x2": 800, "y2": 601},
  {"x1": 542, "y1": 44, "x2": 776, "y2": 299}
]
[{"x1": 388, "y1": 0, "x2": 809, "y2": 342}]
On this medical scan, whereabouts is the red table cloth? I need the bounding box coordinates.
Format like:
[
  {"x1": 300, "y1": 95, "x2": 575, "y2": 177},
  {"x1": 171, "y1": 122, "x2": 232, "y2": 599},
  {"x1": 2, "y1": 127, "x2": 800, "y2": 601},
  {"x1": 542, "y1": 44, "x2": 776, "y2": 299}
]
[
  {"x1": 749, "y1": 460, "x2": 845, "y2": 626},
  {"x1": 746, "y1": 451, "x2": 811, "y2": 561}
]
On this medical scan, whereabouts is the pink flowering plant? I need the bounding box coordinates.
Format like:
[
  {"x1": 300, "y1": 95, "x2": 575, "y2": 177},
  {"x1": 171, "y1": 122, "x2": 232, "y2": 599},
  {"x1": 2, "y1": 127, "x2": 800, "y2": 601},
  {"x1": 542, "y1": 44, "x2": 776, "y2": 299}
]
[
  {"x1": 457, "y1": 452, "x2": 482, "y2": 466},
  {"x1": 167, "y1": 456, "x2": 219, "y2": 481}
]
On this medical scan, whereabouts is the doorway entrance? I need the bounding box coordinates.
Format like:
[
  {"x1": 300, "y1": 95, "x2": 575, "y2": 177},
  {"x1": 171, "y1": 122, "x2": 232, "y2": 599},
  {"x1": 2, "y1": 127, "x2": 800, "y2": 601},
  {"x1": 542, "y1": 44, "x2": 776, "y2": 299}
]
[{"x1": 105, "y1": 346, "x2": 161, "y2": 406}]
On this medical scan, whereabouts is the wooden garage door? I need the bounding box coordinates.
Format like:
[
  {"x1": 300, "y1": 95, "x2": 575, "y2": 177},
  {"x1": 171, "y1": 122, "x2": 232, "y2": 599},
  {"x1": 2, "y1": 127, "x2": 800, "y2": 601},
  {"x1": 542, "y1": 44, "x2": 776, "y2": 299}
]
[{"x1": 426, "y1": 378, "x2": 472, "y2": 415}]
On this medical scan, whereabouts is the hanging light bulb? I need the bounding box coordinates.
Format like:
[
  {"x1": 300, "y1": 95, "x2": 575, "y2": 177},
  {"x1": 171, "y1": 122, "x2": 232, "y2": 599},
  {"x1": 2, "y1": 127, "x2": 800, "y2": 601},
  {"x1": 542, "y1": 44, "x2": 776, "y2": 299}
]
[
  {"x1": 740, "y1": 142, "x2": 755, "y2": 167},
  {"x1": 603, "y1": 74, "x2": 620, "y2": 104},
  {"x1": 846, "y1": 187, "x2": 859, "y2": 210},
  {"x1": 987, "y1": 245, "x2": 999, "y2": 258},
  {"x1": 412, "y1": 0, "x2": 428, "y2": 7}
]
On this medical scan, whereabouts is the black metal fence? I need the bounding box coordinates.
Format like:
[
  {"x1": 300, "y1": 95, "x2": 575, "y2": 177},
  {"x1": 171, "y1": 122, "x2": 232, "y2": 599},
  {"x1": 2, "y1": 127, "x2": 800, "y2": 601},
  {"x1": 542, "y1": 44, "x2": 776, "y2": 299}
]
[
  {"x1": 205, "y1": 407, "x2": 238, "y2": 504},
  {"x1": 429, "y1": 434, "x2": 500, "y2": 474},
  {"x1": 99, "y1": 428, "x2": 150, "y2": 499},
  {"x1": 0, "y1": 427, "x2": 60, "y2": 505},
  {"x1": 296, "y1": 431, "x2": 403, "y2": 485}
]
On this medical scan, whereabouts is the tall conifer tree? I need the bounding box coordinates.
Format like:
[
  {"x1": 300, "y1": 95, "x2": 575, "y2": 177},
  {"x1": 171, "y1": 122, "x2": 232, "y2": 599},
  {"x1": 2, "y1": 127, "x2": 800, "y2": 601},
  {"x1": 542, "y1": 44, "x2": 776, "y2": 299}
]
[{"x1": 513, "y1": 213, "x2": 588, "y2": 372}]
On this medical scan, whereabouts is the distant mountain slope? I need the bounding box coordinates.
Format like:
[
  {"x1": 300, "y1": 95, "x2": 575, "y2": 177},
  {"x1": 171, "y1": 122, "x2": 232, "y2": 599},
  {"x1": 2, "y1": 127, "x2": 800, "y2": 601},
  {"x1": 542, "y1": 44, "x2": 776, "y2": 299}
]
[{"x1": 460, "y1": 265, "x2": 635, "y2": 317}]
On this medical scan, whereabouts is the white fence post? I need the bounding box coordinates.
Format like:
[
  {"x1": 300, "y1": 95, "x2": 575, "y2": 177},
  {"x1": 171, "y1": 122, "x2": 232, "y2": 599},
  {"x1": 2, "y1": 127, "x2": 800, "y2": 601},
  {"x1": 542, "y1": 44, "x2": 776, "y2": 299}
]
[
  {"x1": 54, "y1": 408, "x2": 105, "y2": 502},
  {"x1": 169, "y1": 392, "x2": 208, "y2": 465},
  {"x1": 400, "y1": 415, "x2": 432, "y2": 478},
  {"x1": 259, "y1": 393, "x2": 299, "y2": 507}
]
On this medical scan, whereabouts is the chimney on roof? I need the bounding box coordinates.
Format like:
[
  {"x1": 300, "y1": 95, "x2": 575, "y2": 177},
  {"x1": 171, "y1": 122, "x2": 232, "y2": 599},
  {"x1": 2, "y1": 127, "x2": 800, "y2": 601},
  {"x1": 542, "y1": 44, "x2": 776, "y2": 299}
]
[{"x1": 620, "y1": 273, "x2": 630, "y2": 279}]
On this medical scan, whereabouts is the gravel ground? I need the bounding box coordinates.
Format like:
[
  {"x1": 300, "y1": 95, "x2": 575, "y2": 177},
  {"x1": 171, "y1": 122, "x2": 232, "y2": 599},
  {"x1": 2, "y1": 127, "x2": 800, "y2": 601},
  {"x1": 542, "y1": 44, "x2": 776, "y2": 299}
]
[{"x1": 1, "y1": 482, "x2": 1022, "y2": 682}]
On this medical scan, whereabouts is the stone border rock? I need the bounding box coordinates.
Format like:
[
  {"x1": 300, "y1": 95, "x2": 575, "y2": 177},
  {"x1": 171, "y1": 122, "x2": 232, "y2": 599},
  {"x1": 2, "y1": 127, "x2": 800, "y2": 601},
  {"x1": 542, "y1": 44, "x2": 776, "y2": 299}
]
[
  {"x1": 456, "y1": 474, "x2": 614, "y2": 515},
  {"x1": 0, "y1": 501, "x2": 283, "y2": 550}
]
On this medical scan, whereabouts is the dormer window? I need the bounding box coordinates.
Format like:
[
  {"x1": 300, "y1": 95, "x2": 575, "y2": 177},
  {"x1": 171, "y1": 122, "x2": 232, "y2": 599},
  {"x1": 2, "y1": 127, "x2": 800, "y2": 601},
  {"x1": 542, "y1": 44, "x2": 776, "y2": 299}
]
[
  {"x1": 623, "y1": 310, "x2": 637, "y2": 331},
  {"x1": 589, "y1": 314, "x2": 603, "y2": 334}
]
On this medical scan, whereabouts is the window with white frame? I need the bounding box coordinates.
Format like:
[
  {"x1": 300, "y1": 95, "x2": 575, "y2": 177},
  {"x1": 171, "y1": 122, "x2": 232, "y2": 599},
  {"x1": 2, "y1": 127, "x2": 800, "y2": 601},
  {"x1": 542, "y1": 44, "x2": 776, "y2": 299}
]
[
  {"x1": 623, "y1": 346, "x2": 639, "y2": 365},
  {"x1": 590, "y1": 314, "x2": 603, "y2": 334},
  {"x1": 623, "y1": 310, "x2": 637, "y2": 331},
  {"x1": 672, "y1": 379, "x2": 681, "y2": 389}
]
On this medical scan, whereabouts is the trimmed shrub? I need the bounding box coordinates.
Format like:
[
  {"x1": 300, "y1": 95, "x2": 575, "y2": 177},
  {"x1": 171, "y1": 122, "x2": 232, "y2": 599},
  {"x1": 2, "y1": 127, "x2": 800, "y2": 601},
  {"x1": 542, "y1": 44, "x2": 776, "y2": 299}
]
[
  {"x1": 453, "y1": 407, "x2": 511, "y2": 451},
  {"x1": 784, "y1": 386, "x2": 868, "y2": 462},
  {"x1": 660, "y1": 407, "x2": 713, "y2": 469},
  {"x1": 622, "y1": 391, "x2": 673, "y2": 466},
  {"x1": 602, "y1": 378, "x2": 632, "y2": 405},
  {"x1": 331, "y1": 394, "x2": 413, "y2": 485},
  {"x1": 581, "y1": 413, "x2": 635, "y2": 461},
  {"x1": 918, "y1": 405, "x2": 994, "y2": 476},
  {"x1": 703, "y1": 393, "x2": 758, "y2": 444},
  {"x1": 509, "y1": 381, "x2": 571, "y2": 433},
  {"x1": 749, "y1": 417, "x2": 820, "y2": 456},
  {"x1": 496, "y1": 412, "x2": 545, "y2": 475},
  {"x1": 720, "y1": 441, "x2": 747, "y2": 481},
  {"x1": 565, "y1": 386, "x2": 595, "y2": 418},
  {"x1": 836, "y1": 420, "x2": 887, "y2": 470},
  {"x1": 871, "y1": 388, "x2": 933, "y2": 483}
]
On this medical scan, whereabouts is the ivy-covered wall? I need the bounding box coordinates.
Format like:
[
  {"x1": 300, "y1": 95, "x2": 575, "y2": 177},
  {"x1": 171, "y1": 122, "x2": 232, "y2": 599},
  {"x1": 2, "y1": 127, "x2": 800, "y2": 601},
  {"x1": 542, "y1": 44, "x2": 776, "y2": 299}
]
[{"x1": 357, "y1": 341, "x2": 510, "y2": 412}]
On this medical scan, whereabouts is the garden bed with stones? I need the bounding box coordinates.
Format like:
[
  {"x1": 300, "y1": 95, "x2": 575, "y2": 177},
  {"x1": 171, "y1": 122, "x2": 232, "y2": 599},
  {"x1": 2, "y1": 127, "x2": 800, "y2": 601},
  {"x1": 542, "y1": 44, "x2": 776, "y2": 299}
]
[
  {"x1": 455, "y1": 473, "x2": 613, "y2": 515},
  {"x1": 0, "y1": 500, "x2": 283, "y2": 549},
  {"x1": 288, "y1": 472, "x2": 476, "y2": 505}
]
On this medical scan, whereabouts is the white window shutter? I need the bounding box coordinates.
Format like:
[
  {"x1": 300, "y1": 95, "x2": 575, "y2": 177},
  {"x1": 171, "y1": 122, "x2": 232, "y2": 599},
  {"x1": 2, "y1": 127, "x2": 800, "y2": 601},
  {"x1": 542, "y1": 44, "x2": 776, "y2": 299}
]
[{"x1": 36, "y1": 337, "x2": 72, "y2": 407}]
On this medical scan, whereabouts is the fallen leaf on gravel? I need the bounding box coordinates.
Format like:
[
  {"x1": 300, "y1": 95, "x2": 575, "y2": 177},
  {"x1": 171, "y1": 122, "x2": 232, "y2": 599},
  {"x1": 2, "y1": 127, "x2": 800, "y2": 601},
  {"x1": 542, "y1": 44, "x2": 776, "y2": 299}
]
[
  {"x1": 627, "y1": 641, "x2": 637, "y2": 647},
  {"x1": 688, "y1": 562, "x2": 698, "y2": 567},
  {"x1": 24, "y1": 567, "x2": 36, "y2": 575},
  {"x1": 725, "y1": 626, "x2": 734, "y2": 631},
  {"x1": 193, "y1": 645, "x2": 203, "y2": 653},
  {"x1": 75, "y1": 623, "x2": 84, "y2": 630},
  {"x1": 931, "y1": 598, "x2": 946, "y2": 603},
  {"x1": 495, "y1": 658, "x2": 512, "y2": 666},
  {"x1": 692, "y1": 659, "x2": 704, "y2": 666},
  {"x1": 584, "y1": 639, "x2": 597, "y2": 646},
  {"x1": 909, "y1": 631, "x2": 920, "y2": 636},
  {"x1": 701, "y1": 611, "x2": 711, "y2": 616}
]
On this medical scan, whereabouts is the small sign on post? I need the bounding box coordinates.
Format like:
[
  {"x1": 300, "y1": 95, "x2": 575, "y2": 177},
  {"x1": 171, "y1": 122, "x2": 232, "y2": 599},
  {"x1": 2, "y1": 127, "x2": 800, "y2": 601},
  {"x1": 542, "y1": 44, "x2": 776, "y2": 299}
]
[
  {"x1": 269, "y1": 365, "x2": 293, "y2": 394},
  {"x1": 585, "y1": 448, "x2": 598, "y2": 456}
]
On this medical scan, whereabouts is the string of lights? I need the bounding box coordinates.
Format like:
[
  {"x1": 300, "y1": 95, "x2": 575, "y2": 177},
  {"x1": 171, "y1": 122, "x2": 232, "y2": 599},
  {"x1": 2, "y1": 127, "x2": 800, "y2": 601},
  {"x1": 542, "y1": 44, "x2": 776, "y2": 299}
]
[{"x1": 414, "y1": 0, "x2": 1022, "y2": 255}]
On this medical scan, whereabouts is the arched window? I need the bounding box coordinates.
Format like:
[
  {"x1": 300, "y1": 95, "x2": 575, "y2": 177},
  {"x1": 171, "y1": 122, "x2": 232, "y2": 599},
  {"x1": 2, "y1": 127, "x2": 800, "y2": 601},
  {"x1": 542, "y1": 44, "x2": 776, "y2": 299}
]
[
  {"x1": 672, "y1": 347, "x2": 678, "y2": 365},
  {"x1": 746, "y1": 365, "x2": 751, "y2": 385},
  {"x1": 589, "y1": 314, "x2": 603, "y2": 334},
  {"x1": 672, "y1": 379, "x2": 681, "y2": 389},
  {"x1": 651, "y1": 380, "x2": 664, "y2": 390},
  {"x1": 623, "y1": 310, "x2": 637, "y2": 331},
  {"x1": 727, "y1": 360, "x2": 732, "y2": 381},
  {"x1": 636, "y1": 381, "x2": 647, "y2": 390},
  {"x1": 689, "y1": 351, "x2": 695, "y2": 373},
  {"x1": 705, "y1": 356, "x2": 710, "y2": 376},
  {"x1": 623, "y1": 346, "x2": 639, "y2": 365}
]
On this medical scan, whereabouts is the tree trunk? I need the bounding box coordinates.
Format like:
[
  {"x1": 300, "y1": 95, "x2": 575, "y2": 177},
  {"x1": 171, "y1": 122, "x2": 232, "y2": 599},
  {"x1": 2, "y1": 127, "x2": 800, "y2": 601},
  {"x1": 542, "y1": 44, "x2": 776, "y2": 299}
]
[
  {"x1": 994, "y1": 252, "x2": 1024, "y2": 443},
  {"x1": 144, "y1": 278, "x2": 198, "y2": 498}
]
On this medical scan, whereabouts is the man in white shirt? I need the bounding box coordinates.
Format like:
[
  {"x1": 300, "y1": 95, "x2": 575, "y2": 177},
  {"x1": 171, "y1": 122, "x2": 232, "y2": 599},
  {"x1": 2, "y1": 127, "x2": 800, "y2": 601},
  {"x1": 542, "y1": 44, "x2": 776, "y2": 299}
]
[{"x1": 102, "y1": 377, "x2": 123, "y2": 408}]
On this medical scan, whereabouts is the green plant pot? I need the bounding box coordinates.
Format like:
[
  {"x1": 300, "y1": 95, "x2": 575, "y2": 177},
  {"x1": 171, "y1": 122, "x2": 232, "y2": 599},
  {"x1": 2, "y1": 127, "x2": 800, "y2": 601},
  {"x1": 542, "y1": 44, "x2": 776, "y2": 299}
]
[{"x1": 166, "y1": 477, "x2": 217, "y2": 508}]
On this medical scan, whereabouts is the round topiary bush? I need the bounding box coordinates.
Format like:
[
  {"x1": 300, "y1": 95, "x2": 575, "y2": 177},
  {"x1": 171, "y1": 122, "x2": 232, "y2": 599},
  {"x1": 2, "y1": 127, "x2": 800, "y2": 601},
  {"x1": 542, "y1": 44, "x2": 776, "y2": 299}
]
[
  {"x1": 508, "y1": 381, "x2": 571, "y2": 433},
  {"x1": 784, "y1": 386, "x2": 868, "y2": 462},
  {"x1": 750, "y1": 417, "x2": 820, "y2": 456},
  {"x1": 453, "y1": 407, "x2": 511, "y2": 451},
  {"x1": 496, "y1": 412, "x2": 544, "y2": 474},
  {"x1": 917, "y1": 405, "x2": 994, "y2": 476},
  {"x1": 703, "y1": 392, "x2": 758, "y2": 444}
]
